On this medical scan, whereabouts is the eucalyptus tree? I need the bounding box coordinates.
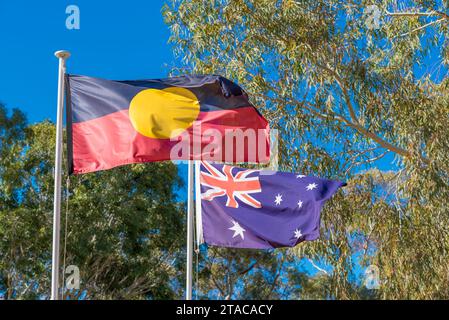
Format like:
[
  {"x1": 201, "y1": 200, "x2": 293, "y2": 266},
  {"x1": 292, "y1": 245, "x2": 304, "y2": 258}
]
[{"x1": 163, "y1": 0, "x2": 449, "y2": 299}]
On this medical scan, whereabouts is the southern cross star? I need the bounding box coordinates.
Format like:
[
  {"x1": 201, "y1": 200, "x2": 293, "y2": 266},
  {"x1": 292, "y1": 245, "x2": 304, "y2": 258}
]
[
  {"x1": 306, "y1": 183, "x2": 318, "y2": 191},
  {"x1": 274, "y1": 194, "x2": 283, "y2": 205},
  {"x1": 294, "y1": 229, "x2": 303, "y2": 239},
  {"x1": 297, "y1": 200, "x2": 303, "y2": 208},
  {"x1": 229, "y1": 220, "x2": 246, "y2": 240}
]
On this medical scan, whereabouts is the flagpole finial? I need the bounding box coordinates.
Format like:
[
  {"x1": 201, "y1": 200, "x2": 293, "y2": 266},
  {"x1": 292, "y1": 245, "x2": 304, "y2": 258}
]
[{"x1": 55, "y1": 50, "x2": 71, "y2": 59}]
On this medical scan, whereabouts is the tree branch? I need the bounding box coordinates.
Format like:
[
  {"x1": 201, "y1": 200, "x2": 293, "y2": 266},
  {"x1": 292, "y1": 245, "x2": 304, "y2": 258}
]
[
  {"x1": 385, "y1": 10, "x2": 449, "y2": 21},
  {"x1": 306, "y1": 258, "x2": 329, "y2": 275},
  {"x1": 205, "y1": 251, "x2": 226, "y2": 299},
  {"x1": 315, "y1": 63, "x2": 360, "y2": 125},
  {"x1": 345, "y1": 150, "x2": 390, "y2": 175},
  {"x1": 397, "y1": 18, "x2": 445, "y2": 37},
  {"x1": 266, "y1": 257, "x2": 284, "y2": 298},
  {"x1": 311, "y1": 64, "x2": 431, "y2": 163},
  {"x1": 254, "y1": 91, "x2": 414, "y2": 160},
  {"x1": 239, "y1": 261, "x2": 258, "y2": 275}
]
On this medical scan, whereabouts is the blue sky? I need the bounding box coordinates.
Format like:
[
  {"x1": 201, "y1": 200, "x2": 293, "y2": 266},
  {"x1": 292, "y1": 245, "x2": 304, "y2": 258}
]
[{"x1": 0, "y1": 1, "x2": 172, "y2": 124}]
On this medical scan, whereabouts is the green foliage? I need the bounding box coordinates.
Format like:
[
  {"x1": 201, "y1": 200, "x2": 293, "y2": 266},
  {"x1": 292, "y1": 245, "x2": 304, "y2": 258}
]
[
  {"x1": 0, "y1": 104, "x2": 185, "y2": 299},
  {"x1": 65, "y1": 161, "x2": 185, "y2": 299},
  {"x1": 163, "y1": 0, "x2": 449, "y2": 299}
]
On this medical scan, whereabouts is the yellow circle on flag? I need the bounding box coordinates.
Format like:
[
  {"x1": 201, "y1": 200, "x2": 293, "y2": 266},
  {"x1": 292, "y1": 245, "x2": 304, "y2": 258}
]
[{"x1": 129, "y1": 87, "x2": 200, "y2": 139}]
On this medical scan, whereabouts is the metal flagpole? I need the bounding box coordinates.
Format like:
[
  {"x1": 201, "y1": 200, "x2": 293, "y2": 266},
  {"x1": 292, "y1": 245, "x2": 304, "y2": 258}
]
[
  {"x1": 51, "y1": 50, "x2": 70, "y2": 300},
  {"x1": 186, "y1": 160, "x2": 194, "y2": 300},
  {"x1": 195, "y1": 161, "x2": 203, "y2": 248}
]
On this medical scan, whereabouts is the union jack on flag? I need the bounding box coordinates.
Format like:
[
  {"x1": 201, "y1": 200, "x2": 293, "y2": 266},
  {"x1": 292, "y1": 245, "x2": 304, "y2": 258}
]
[
  {"x1": 198, "y1": 161, "x2": 345, "y2": 249},
  {"x1": 200, "y1": 161, "x2": 261, "y2": 209}
]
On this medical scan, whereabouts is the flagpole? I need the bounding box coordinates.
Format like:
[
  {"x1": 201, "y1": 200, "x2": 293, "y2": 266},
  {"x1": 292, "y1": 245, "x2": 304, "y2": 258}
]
[
  {"x1": 186, "y1": 160, "x2": 194, "y2": 300},
  {"x1": 195, "y1": 161, "x2": 203, "y2": 247},
  {"x1": 51, "y1": 50, "x2": 70, "y2": 300}
]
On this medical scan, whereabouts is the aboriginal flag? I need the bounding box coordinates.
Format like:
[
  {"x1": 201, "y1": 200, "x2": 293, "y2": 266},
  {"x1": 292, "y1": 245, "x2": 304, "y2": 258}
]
[{"x1": 66, "y1": 75, "x2": 270, "y2": 174}]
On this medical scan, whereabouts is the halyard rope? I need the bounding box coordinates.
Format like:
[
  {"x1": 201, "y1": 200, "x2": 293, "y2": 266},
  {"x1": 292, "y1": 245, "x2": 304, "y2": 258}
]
[{"x1": 61, "y1": 176, "x2": 70, "y2": 300}]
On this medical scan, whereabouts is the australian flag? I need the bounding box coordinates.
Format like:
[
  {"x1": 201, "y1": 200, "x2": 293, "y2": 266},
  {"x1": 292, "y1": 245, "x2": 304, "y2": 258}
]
[{"x1": 198, "y1": 161, "x2": 345, "y2": 249}]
